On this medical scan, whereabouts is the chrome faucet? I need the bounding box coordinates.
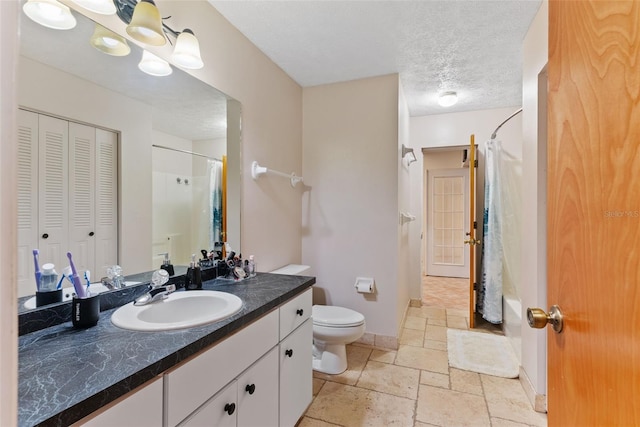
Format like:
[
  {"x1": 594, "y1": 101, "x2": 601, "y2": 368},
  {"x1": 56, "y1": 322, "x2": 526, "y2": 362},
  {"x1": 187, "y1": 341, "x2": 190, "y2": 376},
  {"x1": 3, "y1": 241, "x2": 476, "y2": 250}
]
[{"x1": 134, "y1": 269, "x2": 175, "y2": 306}]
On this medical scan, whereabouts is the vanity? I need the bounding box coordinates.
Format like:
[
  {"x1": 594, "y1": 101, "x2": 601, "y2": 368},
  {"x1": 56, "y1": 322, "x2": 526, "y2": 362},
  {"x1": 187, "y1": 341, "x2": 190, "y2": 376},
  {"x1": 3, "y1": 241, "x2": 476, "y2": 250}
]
[{"x1": 18, "y1": 273, "x2": 314, "y2": 426}]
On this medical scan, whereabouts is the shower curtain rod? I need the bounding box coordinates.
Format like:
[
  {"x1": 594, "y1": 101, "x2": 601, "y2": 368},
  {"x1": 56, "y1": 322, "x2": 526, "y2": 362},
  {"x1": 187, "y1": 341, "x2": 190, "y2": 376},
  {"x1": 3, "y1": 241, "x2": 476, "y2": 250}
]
[
  {"x1": 491, "y1": 108, "x2": 523, "y2": 140},
  {"x1": 152, "y1": 144, "x2": 222, "y2": 162}
]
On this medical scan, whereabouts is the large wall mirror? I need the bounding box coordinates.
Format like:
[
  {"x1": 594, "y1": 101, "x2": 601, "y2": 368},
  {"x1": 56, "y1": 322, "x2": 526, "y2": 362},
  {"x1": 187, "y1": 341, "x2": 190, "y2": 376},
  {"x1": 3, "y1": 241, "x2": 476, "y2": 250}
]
[{"x1": 17, "y1": 3, "x2": 242, "y2": 309}]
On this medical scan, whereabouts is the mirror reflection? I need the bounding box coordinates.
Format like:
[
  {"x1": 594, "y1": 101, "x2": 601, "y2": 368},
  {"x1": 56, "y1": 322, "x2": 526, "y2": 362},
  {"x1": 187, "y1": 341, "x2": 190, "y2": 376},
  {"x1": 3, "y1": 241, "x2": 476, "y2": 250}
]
[{"x1": 17, "y1": 5, "x2": 241, "y2": 310}]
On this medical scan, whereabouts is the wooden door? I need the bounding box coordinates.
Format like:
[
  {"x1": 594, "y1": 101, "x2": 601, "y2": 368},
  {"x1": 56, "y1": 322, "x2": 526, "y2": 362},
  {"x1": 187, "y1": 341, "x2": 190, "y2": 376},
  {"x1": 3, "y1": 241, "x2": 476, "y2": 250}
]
[
  {"x1": 467, "y1": 136, "x2": 477, "y2": 328},
  {"x1": 547, "y1": 2, "x2": 640, "y2": 425}
]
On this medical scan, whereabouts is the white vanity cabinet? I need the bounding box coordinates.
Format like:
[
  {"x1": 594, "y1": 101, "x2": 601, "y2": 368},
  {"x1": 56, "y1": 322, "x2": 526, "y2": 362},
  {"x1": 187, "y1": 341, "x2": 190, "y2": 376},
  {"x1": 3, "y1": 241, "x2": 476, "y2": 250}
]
[
  {"x1": 179, "y1": 381, "x2": 238, "y2": 427},
  {"x1": 77, "y1": 377, "x2": 163, "y2": 427},
  {"x1": 16, "y1": 109, "x2": 118, "y2": 295}
]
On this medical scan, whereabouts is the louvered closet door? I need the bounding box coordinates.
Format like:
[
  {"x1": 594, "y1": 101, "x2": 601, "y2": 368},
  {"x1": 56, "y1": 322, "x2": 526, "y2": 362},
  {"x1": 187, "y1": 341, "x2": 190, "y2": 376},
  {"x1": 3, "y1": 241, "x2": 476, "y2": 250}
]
[
  {"x1": 68, "y1": 122, "x2": 96, "y2": 275},
  {"x1": 38, "y1": 115, "x2": 69, "y2": 276},
  {"x1": 94, "y1": 128, "x2": 118, "y2": 275},
  {"x1": 17, "y1": 110, "x2": 39, "y2": 297}
]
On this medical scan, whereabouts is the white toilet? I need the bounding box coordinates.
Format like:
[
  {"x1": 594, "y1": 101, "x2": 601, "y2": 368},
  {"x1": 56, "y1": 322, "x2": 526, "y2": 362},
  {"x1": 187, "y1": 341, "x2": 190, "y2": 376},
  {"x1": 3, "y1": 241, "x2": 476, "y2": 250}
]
[{"x1": 270, "y1": 264, "x2": 366, "y2": 375}]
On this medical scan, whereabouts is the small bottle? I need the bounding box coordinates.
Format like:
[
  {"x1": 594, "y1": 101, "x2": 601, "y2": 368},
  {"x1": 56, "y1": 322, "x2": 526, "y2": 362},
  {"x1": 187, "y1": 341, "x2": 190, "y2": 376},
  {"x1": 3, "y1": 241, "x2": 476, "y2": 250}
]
[
  {"x1": 248, "y1": 255, "x2": 256, "y2": 277},
  {"x1": 40, "y1": 263, "x2": 58, "y2": 292},
  {"x1": 159, "y1": 253, "x2": 175, "y2": 276}
]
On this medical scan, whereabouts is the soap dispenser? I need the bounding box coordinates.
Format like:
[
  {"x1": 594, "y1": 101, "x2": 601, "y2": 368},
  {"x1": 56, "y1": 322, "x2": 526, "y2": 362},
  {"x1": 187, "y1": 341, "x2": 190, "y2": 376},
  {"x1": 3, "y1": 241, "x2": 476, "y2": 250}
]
[
  {"x1": 185, "y1": 254, "x2": 202, "y2": 290},
  {"x1": 159, "y1": 253, "x2": 175, "y2": 276}
]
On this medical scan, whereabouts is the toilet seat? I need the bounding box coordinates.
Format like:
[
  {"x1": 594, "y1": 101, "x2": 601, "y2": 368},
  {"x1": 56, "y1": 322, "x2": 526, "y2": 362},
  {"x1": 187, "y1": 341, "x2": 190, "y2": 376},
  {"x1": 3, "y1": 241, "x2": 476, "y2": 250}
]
[{"x1": 312, "y1": 305, "x2": 365, "y2": 328}]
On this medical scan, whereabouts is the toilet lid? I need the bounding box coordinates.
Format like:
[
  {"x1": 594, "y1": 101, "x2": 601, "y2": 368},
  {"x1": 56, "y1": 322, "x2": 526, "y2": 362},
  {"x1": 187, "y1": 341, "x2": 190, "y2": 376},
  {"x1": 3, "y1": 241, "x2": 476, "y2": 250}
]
[{"x1": 313, "y1": 305, "x2": 365, "y2": 327}]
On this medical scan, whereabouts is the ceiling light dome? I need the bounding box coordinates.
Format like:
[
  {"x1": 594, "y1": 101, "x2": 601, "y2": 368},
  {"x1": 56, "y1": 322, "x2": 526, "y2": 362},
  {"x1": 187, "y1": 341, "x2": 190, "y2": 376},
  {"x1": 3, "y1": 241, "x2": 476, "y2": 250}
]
[
  {"x1": 138, "y1": 50, "x2": 172, "y2": 77},
  {"x1": 71, "y1": 0, "x2": 116, "y2": 15},
  {"x1": 438, "y1": 91, "x2": 458, "y2": 107},
  {"x1": 171, "y1": 29, "x2": 204, "y2": 70},
  {"x1": 23, "y1": 0, "x2": 76, "y2": 30},
  {"x1": 90, "y1": 24, "x2": 131, "y2": 56},
  {"x1": 126, "y1": 0, "x2": 166, "y2": 46}
]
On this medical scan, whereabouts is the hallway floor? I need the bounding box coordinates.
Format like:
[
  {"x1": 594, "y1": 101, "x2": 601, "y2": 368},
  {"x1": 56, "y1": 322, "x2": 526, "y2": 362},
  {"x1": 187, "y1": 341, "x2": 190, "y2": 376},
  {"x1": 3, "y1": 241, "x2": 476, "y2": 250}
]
[{"x1": 299, "y1": 277, "x2": 547, "y2": 426}]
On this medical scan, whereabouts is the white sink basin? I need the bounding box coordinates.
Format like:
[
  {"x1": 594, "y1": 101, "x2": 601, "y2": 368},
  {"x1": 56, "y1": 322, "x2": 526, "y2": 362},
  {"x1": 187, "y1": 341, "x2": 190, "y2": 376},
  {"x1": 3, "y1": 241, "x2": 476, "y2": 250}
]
[{"x1": 110, "y1": 290, "x2": 243, "y2": 332}]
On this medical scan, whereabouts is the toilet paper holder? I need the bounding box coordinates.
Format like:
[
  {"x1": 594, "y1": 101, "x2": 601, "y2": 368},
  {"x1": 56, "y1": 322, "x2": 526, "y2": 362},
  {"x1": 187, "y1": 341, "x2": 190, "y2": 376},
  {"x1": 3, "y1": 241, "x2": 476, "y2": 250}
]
[{"x1": 355, "y1": 277, "x2": 375, "y2": 293}]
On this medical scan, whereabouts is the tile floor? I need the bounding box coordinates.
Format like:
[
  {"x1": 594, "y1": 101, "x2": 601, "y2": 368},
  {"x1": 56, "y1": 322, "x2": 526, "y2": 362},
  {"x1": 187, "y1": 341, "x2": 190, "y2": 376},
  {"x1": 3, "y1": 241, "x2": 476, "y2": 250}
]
[{"x1": 299, "y1": 276, "x2": 547, "y2": 427}]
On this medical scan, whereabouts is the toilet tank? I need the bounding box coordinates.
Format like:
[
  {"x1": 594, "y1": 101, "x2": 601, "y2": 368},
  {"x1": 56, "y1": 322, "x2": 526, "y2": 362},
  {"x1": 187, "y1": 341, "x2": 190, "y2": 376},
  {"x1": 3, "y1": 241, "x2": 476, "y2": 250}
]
[{"x1": 269, "y1": 264, "x2": 311, "y2": 276}]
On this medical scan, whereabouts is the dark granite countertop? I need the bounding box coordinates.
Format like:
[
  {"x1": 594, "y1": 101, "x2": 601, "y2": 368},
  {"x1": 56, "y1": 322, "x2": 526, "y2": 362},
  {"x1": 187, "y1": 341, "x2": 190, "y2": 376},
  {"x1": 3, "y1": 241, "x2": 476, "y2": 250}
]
[{"x1": 18, "y1": 273, "x2": 315, "y2": 427}]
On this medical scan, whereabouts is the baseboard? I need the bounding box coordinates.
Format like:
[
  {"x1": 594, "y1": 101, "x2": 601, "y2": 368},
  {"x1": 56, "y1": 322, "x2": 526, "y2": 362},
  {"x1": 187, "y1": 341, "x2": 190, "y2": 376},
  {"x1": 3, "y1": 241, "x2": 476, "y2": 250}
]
[
  {"x1": 409, "y1": 298, "x2": 422, "y2": 307},
  {"x1": 519, "y1": 366, "x2": 547, "y2": 413}
]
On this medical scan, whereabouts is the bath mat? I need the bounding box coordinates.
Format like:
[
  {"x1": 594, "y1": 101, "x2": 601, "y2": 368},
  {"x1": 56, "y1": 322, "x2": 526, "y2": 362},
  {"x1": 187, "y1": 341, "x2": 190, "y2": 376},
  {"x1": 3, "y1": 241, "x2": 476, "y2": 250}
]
[{"x1": 447, "y1": 329, "x2": 519, "y2": 378}]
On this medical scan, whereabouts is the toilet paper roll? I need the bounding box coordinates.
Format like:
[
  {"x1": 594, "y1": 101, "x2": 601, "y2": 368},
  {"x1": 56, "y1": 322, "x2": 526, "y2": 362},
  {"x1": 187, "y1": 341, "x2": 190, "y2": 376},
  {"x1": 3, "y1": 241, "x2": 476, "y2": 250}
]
[{"x1": 355, "y1": 277, "x2": 374, "y2": 293}]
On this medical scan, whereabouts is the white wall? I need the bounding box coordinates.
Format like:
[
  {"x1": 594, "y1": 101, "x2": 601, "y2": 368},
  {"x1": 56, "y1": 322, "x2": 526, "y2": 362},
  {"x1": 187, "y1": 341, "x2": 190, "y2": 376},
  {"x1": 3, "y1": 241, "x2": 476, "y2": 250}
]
[
  {"x1": 76, "y1": 0, "x2": 303, "y2": 272},
  {"x1": 521, "y1": 0, "x2": 548, "y2": 408},
  {"x1": 302, "y1": 74, "x2": 402, "y2": 339}
]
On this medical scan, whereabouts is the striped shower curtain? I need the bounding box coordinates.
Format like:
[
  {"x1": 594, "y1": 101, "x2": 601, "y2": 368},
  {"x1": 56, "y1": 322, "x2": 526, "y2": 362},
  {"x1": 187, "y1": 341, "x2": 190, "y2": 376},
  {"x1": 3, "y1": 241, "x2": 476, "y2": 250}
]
[{"x1": 207, "y1": 159, "x2": 224, "y2": 250}]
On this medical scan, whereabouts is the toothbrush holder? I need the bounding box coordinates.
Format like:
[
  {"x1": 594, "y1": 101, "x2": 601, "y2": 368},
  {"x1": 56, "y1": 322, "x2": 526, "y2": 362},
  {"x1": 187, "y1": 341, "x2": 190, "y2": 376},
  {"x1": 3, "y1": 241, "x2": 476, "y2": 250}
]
[
  {"x1": 35, "y1": 289, "x2": 63, "y2": 307},
  {"x1": 71, "y1": 294, "x2": 100, "y2": 328}
]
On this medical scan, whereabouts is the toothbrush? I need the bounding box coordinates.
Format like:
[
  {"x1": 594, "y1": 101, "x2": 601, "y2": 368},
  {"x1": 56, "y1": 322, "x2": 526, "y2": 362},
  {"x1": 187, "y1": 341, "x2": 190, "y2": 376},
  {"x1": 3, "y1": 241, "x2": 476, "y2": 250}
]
[
  {"x1": 85, "y1": 271, "x2": 91, "y2": 295},
  {"x1": 32, "y1": 249, "x2": 41, "y2": 291},
  {"x1": 66, "y1": 252, "x2": 86, "y2": 299}
]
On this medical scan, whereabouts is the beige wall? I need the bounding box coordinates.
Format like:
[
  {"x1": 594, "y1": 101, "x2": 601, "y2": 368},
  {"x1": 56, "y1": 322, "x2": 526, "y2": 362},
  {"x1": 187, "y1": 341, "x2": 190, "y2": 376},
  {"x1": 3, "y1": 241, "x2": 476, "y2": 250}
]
[
  {"x1": 0, "y1": 1, "x2": 18, "y2": 424},
  {"x1": 302, "y1": 74, "x2": 404, "y2": 338},
  {"x1": 521, "y1": 0, "x2": 549, "y2": 409}
]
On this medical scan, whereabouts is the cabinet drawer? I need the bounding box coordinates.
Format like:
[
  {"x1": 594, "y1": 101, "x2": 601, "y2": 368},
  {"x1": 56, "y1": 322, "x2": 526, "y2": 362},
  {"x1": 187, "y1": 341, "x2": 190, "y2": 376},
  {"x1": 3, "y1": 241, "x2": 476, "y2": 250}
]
[
  {"x1": 279, "y1": 288, "x2": 312, "y2": 340},
  {"x1": 165, "y1": 309, "x2": 279, "y2": 426}
]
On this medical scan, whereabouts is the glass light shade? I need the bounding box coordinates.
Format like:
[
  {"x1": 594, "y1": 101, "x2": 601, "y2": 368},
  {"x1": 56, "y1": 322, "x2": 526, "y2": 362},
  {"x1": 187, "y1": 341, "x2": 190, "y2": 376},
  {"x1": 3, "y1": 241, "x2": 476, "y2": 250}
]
[
  {"x1": 138, "y1": 50, "x2": 172, "y2": 77},
  {"x1": 71, "y1": 0, "x2": 116, "y2": 15},
  {"x1": 90, "y1": 24, "x2": 131, "y2": 56},
  {"x1": 126, "y1": 0, "x2": 166, "y2": 46},
  {"x1": 23, "y1": 0, "x2": 77, "y2": 30},
  {"x1": 438, "y1": 91, "x2": 458, "y2": 107},
  {"x1": 171, "y1": 29, "x2": 204, "y2": 70}
]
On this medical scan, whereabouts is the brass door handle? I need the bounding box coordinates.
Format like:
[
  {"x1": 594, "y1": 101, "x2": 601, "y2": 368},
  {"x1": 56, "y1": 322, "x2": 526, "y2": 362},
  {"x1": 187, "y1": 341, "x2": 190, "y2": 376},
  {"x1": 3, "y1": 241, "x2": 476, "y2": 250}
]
[
  {"x1": 464, "y1": 238, "x2": 481, "y2": 246},
  {"x1": 527, "y1": 305, "x2": 564, "y2": 333}
]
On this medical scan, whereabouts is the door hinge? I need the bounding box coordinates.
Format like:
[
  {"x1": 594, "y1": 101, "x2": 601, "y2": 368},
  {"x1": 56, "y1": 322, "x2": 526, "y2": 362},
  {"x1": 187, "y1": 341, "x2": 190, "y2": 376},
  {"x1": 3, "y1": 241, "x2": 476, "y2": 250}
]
[
  {"x1": 473, "y1": 282, "x2": 478, "y2": 291},
  {"x1": 474, "y1": 159, "x2": 478, "y2": 168},
  {"x1": 473, "y1": 221, "x2": 477, "y2": 229}
]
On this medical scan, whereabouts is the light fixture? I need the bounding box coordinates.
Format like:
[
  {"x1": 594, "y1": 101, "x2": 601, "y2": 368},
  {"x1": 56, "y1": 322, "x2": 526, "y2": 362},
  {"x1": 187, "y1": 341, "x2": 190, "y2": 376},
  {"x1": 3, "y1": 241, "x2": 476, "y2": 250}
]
[
  {"x1": 438, "y1": 91, "x2": 458, "y2": 107},
  {"x1": 401, "y1": 144, "x2": 417, "y2": 165},
  {"x1": 23, "y1": 0, "x2": 77, "y2": 30},
  {"x1": 171, "y1": 29, "x2": 204, "y2": 70},
  {"x1": 90, "y1": 24, "x2": 131, "y2": 56},
  {"x1": 138, "y1": 50, "x2": 172, "y2": 76},
  {"x1": 126, "y1": 0, "x2": 166, "y2": 46},
  {"x1": 71, "y1": 0, "x2": 116, "y2": 15}
]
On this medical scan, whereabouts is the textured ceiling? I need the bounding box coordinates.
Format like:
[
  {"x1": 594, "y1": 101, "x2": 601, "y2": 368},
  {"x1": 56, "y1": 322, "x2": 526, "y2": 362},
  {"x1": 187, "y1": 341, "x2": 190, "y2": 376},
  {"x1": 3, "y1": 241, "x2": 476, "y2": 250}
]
[
  {"x1": 210, "y1": 0, "x2": 541, "y2": 116},
  {"x1": 19, "y1": 9, "x2": 228, "y2": 141}
]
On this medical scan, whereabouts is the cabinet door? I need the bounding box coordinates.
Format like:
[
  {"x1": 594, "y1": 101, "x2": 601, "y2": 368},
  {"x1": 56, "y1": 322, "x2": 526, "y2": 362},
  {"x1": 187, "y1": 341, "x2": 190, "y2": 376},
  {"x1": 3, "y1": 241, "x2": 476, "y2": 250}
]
[
  {"x1": 237, "y1": 347, "x2": 278, "y2": 427},
  {"x1": 279, "y1": 319, "x2": 313, "y2": 427},
  {"x1": 79, "y1": 377, "x2": 163, "y2": 427},
  {"x1": 17, "y1": 110, "x2": 39, "y2": 296},
  {"x1": 180, "y1": 381, "x2": 237, "y2": 427},
  {"x1": 94, "y1": 128, "x2": 118, "y2": 274},
  {"x1": 68, "y1": 122, "x2": 96, "y2": 275},
  {"x1": 38, "y1": 114, "x2": 68, "y2": 274}
]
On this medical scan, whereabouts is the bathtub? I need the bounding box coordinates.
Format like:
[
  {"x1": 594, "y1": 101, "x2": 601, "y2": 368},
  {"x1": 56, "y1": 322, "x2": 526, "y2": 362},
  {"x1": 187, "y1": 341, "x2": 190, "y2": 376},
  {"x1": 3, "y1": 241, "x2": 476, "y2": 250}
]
[{"x1": 503, "y1": 295, "x2": 522, "y2": 363}]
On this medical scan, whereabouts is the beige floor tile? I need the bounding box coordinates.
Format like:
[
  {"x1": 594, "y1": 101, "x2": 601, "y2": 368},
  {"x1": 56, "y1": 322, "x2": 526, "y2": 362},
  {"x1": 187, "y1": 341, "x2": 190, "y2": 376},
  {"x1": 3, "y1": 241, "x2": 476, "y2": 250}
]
[
  {"x1": 446, "y1": 308, "x2": 468, "y2": 318},
  {"x1": 296, "y1": 416, "x2": 342, "y2": 427},
  {"x1": 416, "y1": 384, "x2": 491, "y2": 426},
  {"x1": 427, "y1": 317, "x2": 447, "y2": 327},
  {"x1": 414, "y1": 422, "x2": 440, "y2": 427},
  {"x1": 490, "y1": 418, "x2": 532, "y2": 427},
  {"x1": 313, "y1": 345, "x2": 371, "y2": 385},
  {"x1": 400, "y1": 328, "x2": 425, "y2": 347},
  {"x1": 423, "y1": 339, "x2": 447, "y2": 352},
  {"x1": 450, "y1": 368, "x2": 483, "y2": 396},
  {"x1": 481, "y1": 375, "x2": 547, "y2": 427},
  {"x1": 420, "y1": 370, "x2": 450, "y2": 389},
  {"x1": 395, "y1": 345, "x2": 449, "y2": 374},
  {"x1": 370, "y1": 348, "x2": 396, "y2": 364},
  {"x1": 313, "y1": 378, "x2": 325, "y2": 397},
  {"x1": 446, "y1": 315, "x2": 468, "y2": 330},
  {"x1": 407, "y1": 307, "x2": 428, "y2": 318},
  {"x1": 404, "y1": 316, "x2": 427, "y2": 331},
  {"x1": 356, "y1": 360, "x2": 420, "y2": 399},
  {"x1": 375, "y1": 334, "x2": 399, "y2": 350},
  {"x1": 422, "y1": 306, "x2": 447, "y2": 320},
  {"x1": 425, "y1": 324, "x2": 448, "y2": 342},
  {"x1": 305, "y1": 381, "x2": 415, "y2": 427}
]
